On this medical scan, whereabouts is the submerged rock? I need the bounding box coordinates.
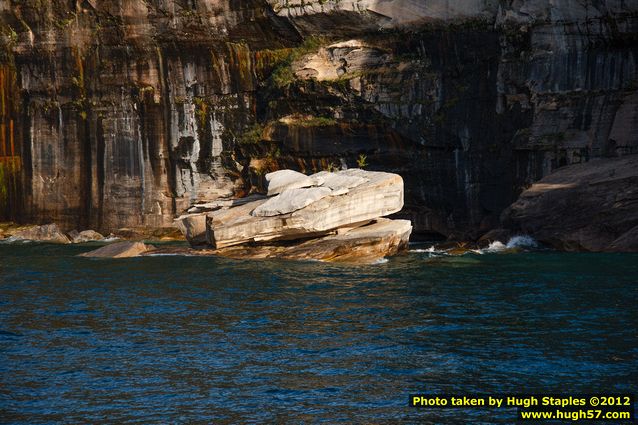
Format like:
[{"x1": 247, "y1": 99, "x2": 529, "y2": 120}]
[
  {"x1": 9, "y1": 224, "x2": 70, "y2": 244},
  {"x1": 501, "y1": 155, "x2": 638, "y2": 252},
  {"x1": 79, "y1": 241, "x2": 156, "y2": 258}
]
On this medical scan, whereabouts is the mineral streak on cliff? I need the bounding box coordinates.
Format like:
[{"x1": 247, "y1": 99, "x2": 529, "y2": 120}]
[
  {"x1": 0, "y1": 0, "x2": 637, "y2": 238},
  {"x1": 0, "y1": 62, "x2": 20, "y2": 216}
]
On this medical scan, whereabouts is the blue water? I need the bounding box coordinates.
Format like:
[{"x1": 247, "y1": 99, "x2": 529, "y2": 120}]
[{"x1": 1, "y1": 243, "x2": 637, "y2": 423}]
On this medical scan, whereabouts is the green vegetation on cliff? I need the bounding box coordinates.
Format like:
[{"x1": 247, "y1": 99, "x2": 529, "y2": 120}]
[{"x1": 267, "y1": 36, "x2": 327, "y2": 89}]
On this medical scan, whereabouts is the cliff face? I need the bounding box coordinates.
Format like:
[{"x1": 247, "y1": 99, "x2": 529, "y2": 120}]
[{"x1": 1, "y1": 0, "x2": 637, "y2": 237}]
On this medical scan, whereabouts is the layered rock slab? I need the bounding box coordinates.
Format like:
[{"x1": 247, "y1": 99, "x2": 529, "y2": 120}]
[
  {"x1": 264, "y1": 169, "x2": 320, "y2": 196},
  {"x1": 158, "y1": 219, "x2": 411, "y2": 264},
  {"x1": 214, "y1": 219, "x2": 412, "y2": 263},
  {"x1": 79, "y1": 241, "x2": 156, "y2": 258},
  {"x1": 173, "y1": 169, "x2": 410, "y2": 261},
  {"x1": 8, "y1": 224, "x2": 70, "y2": 244},
  {"x1": 205, "y1": 169, "x2": 404, "y2": 248},
  {"x1": 252, "y1": 187, "x2": 333, "y2": 217}
]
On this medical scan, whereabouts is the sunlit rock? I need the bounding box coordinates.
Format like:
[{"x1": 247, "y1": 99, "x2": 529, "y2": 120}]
[
  {"x1": 265, "y1": 169, "x2": 320, "y2": 196},
  {"x1": 309, "y1": 170, "x2": 369, "y2": 192},
  {"x1": 174, "y1": 169, "x2": 410, "y2": 261},
  {"x1": 72, "y1": 230, "x2": 105, "y2": 243},
  {"x1": 214, "y1": 218, "x2": 412, "y2": 263},
  {"x1": 252, "y1": 187, "x2": 333, "y2": 217},
  {"x1": 174, "y1": 213, "x2": 208, "y2": 247},
  {"x1": 9, "y1": 224, "x2": 70, "y2": 244},
  {"x1": 79, "y1": 241, "x2": 155, "y2": 258},
  {"x1": 206, "y1": 169, "x2": 404, "y2": 249}
]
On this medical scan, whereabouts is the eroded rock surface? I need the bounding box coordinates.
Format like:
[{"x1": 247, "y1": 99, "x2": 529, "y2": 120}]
[
  {"x1": 265, "y1": 170, "x2": 320, "y2": 196},
  {"x1": 174, "y1": 169, "x2": 410, "y2": 261},
  {"x1": 205, "y1": 169, "x2": 404, "y2": 248},
  {"x1": 9, "y1": 224, "x2": 70, "y2": 244},
  {"x1": 215, "y1": 218, "x2": 412, "y2": 263},
  {"x1": 252, "y1": 187, "x2": 333, "y2": 217},
  {"x1": 71, "y1": 230, "x2": 105, "y2": 243},
  {"x1": 501, "y1": 155, "x2": 638, "y2": 252},
  {"x1": 1, "y1": 0, "x2": 636, "y2": 242},
  {"x1": 79, "y1": 241, "x2": 156, "y2": 258}
]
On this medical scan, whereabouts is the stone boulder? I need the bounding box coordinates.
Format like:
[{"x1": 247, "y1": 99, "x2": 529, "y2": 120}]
[
  {"x1": 79, "y1": 241, "x2": 156, "y2": 258},
  {"x1": 174, "y1": 169, "x2": 411, "y2": 261},
  {"x1": 214, "y1": 219, "x2": 412, "y2": 263},
  {"x1": 310, "y1": 171, "x2": 369, "y2": 192},
  {"x1": 70, "y1": 230, "x2": 105, "y2": 243},
  {"x1": 9, "y1": 224, "x2": 70, "y2": 244},
  {"x1": 252, "y1": 187, "x2": 333, "y2": 217},
  {"x1": 174, "y1": 213, "x2": 208, "y2": 247},
  {"x1": 501, "y1": 155, "x2": 638, "y2": 252},
  {"x1": 206, "y1": 169, "x2": 404, "y2": 248},
  {"x1": 264, "y1": 169, "x2": 320, "y2": 196}
]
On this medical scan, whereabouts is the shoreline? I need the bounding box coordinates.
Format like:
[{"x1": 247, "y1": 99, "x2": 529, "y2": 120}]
[{"x1": 3, "y1": 221, "x2": 636, "y2": 256}]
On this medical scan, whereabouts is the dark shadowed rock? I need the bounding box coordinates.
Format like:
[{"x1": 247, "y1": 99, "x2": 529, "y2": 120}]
[
  {"x1": 501, "y1": 155, "x2": 638, "y2": 252},
  {"x1": 607, "y1": 225, "x2": 638, "y2": 252},
  {"x1": 477, "y1": 228, "x2": 512, "y2": 247},
  {"x1": 79, "y1": 242, "x2": 156, "y2": 258}
]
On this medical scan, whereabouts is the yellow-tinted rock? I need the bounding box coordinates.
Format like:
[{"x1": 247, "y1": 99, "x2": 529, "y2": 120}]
[
  {"x1": 79, "y1": 241, "x2": 155, "y2": 258},
  {"x1": 213, "y1": 219, "x2": 411, "y2": 263},
  {"x1": 206, "y1": 169, "x2": 404, "y2": 249}
]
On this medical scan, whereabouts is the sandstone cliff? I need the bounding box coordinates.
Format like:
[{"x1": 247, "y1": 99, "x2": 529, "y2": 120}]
[{"x1": 1, "y1": 1, "x2": 636, "y2": 238}]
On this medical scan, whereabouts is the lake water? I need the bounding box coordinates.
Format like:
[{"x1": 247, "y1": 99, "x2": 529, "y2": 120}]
[{"x1": 1, "y1": 242, "x2": 637, "y2": 423}]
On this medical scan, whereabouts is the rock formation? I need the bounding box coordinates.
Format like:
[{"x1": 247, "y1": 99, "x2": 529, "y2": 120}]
[
  {"x1": 500, "y1": 155, "x2": 638, "y2": 252},
  {"x1": 175, "y1": 169, "x2": 411, "y2": 262},
  {"x1": 0, "y1": 1, "x2": 636, "y2": 241},
  {"x1": 210, "y1": 218, "x2": 412, "y2": 263},
  {"x1": 7, "y1": 223, "x2": 70, "y2": 243},
  {"x1": 79, "y1": 241, "x2": 156, "y2": 258},
  {"x1": 68, "y1": 229, "x2": 105, "y2": 243}
]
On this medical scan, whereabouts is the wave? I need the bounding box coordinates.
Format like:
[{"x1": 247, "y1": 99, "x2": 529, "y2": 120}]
[
  {"x1": 0, "y1": 237, "x2": 32, "y2": 244},
  {"x1": 409, "y1": 246, "x2": 437, "y2": 254},
  {"x1": 371, "y1": 258, "x2": 389, "y2": 264},
  {"x1": 505, "y1": 235, "x2": 538, "y2": 249},
  {"x1": 410, "y1": 235, "x2": 539, "y2": 257},
  {"x1": 477, "y1": 235, "x2": 540, "y2": 254}
]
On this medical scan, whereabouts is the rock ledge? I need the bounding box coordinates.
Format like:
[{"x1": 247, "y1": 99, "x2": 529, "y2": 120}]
[{"x1": 175, "y1": 169, "x2": 412, "y2": 262}]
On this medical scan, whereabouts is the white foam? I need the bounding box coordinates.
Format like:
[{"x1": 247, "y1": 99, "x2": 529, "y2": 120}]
[
  {"x1": 0, "y1": 237, "x2": 32, "y2": 244},
  {"x1": 411, "y1": 235, "x2": 540, "y2": 256},
  {"x1": 410, "y1": 245, "x2": 438, "y2": 253},
  {"x1": 506, "y1": 235, "x2": 538, "y2": 249},
  {"x1": 480, "y1": 235, "x2": 538, "y2": 253},
  {"x1": 484, "y1": 241, "x2": 507, "y2": 253}
]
